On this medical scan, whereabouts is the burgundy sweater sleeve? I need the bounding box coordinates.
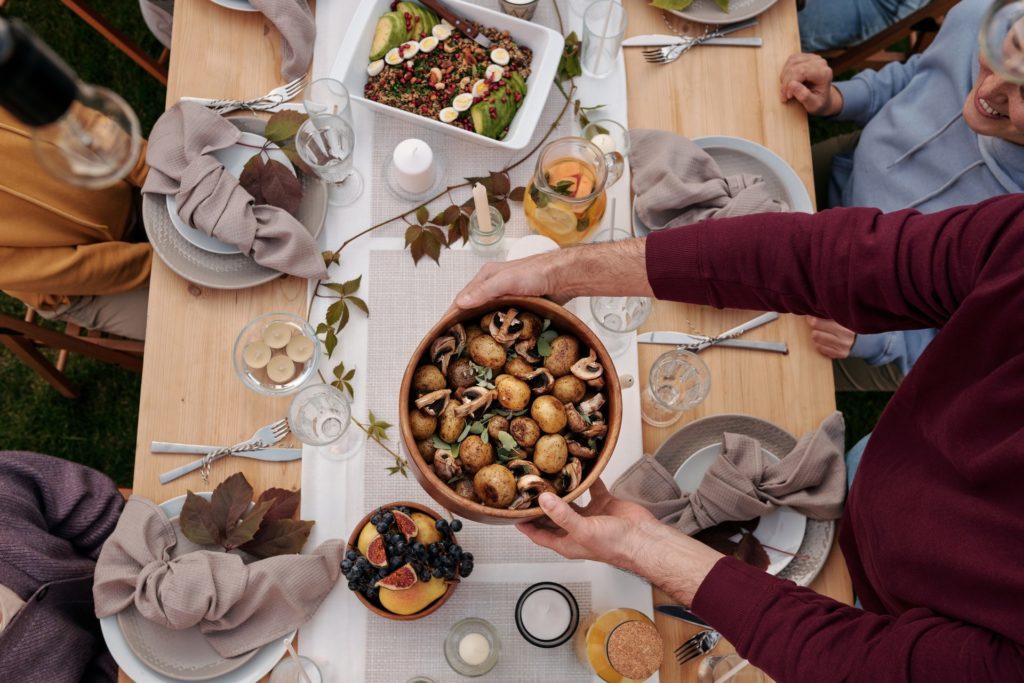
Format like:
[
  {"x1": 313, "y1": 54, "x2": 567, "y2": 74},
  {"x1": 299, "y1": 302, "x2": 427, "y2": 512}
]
[{"x1": 644, "y1": 196, "x2": 1023, "y2": 333}]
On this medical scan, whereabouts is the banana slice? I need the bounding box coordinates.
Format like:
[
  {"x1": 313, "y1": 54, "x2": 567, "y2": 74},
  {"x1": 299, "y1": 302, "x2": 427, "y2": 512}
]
[
  {"x1": 266, "y1": 355, "x2": 296, "y2": 384},
  {"x1": 385, "y1": 47, "x2": 403, "y2": 66},
  {"x1": 399, "y1": 41, "x2": 420, "y2": 59},
  {"x1": 367, "y1": 60, "x2": 385, "y2": 77},
  {"x1": 419, "y1": 36, "x2": 440, "y2": 53},
  {"x1": 490, "y1": 47, "x2": 510, "y2": 66},
  {"x1": 432, "y1": 24, "x2": 453, "y2": 41},
  {"x1": 439, "y1": 107, "x2": 459, "y2": 123},
  {"x1": 262, "y1": 322, "x2": 293, "y2": 349},
  {"x1": 471, "y1": 79, "x2": 489, "y2": 98},
  {"x1": 286, "y1": 334, "x2": 315, "y2": 363},
  {"x1": 485, "y1": 64, "x2": 504, "y2": 83},
  {"x1": 452, "y1": 93, "x2": 475, "y2": 112},
  {"x1": 242, "y1": 341, "x2": 272, "y2": 370}
]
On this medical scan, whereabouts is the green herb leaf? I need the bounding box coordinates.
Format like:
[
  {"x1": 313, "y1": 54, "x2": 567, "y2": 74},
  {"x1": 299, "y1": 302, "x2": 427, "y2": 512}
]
[
  {"x1": 552, "y1": 179, "x2": 574, "y2": 196},
  {"x1": 433, "y1": 436, "x2": 453, "y2": 451},
  {"x1": 650, "y1": 0, "x2": 694, "y2": 9},
  {"x1": 497, "y1": 430, "x2": 518, "y2": 450},
  {"x1": 481, "y1": 430, "x2": 489, "y2": 444},
  {"x1": 537, "y1": 329, "x2": 558, "y2": 357},
  {"x1": 558, "y1": 31, "x2": 582, "y2": 82},
  {"x1": 457, "y1": 422, "x2": 472, "y2": 443}
]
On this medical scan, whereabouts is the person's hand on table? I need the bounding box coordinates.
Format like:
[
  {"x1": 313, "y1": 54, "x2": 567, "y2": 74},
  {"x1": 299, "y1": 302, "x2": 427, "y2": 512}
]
[
  {"x1": 517, "y1": 480, "x2": 722, "y2": 605},
  {"x1": 807, "y1": 316, "x2": 856, "y2": 359},
  {"x1": 780, "y1": 53, "x2": 843, "y2": 117}
]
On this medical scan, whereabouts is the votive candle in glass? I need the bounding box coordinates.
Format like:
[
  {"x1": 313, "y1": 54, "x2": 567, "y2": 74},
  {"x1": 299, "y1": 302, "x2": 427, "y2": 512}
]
[
  {"x1": 515, "y1": 582, "x2": 580, "y2": 648},
  {"x1": 469, "y1": 205, "x2": 505, "y2": 255}
]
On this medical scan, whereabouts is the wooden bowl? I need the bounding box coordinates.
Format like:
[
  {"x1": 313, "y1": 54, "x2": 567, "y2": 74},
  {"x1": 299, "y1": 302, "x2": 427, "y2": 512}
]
[
  {"x1": 399, "y1": 296, "x2": 622, "y2": 525},
  {"x1": 345, "y1": 501, "x2": 458, "y2": 621}
]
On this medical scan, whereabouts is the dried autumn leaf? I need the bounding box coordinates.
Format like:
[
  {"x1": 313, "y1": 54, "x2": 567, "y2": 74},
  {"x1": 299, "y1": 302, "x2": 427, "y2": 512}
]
[
  {"x1": 240, "y1": 518, "x2": 315, "y2": 558},
  {"x1": 257, "y1": 488, "x2": 301, "y2": 521},
  {"x1": 441, "y1": 205, "x2": 462, "y2": 225},
  {"x1": 490, "y1": 171, "x2": 511, "y2": 196},
  {"x1": 180, "y1": 490, "x2": 221, "y2": 546},
  {"x1": 225, "y1": 499, "x2": 273, "y2": 550},
  {"x1": 508, "y1": 186, "x2": 526, "y2": 202},
  {"x1": 494, "y1": 198, "x2": 511, "y2": 222},
  {"x1": 734, "y1": 531, "x2": 770, "y2": 571},
  {"x1": 322, "y1": 250, "x2": 340, "y2": 267},
  {"x1": 264, "y1": 109, "x2": 308, "y2": 144},
  {"x1": 421, "y1": 229, "x2": 442, "y2": 263},
  {"x1": 405, "y1": 225, "x2": 423, "y2": 247},
  {"x1": 209, "y1": 472, "x2": 253, "y2": 535},
  {"x1": 240, "y1": 156, "x2": 303, "y2": 215},
  {"x1": 415, "y1": 205, "x2": 429, "y2": 225}
]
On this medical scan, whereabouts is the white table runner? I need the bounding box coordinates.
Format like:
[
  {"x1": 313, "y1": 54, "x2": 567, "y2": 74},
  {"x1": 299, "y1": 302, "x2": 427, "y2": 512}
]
[{"x1": 302, "y1": 3, "x2": 650, "y2": 681}]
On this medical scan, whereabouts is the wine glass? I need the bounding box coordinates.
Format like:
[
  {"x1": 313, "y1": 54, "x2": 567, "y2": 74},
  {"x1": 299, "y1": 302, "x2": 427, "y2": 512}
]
[
  {"x1": 288, "y1": 384, "x2": 364, "y2": 461},
  {"x1": 295, "y1": 113, "x2": 364, "y2": 206},
  {"x1": 980, "y1": 1, "x2": 1024, "y2": 84},
  {"x1": 640, "y1": 349, "x2": 710, "y2": 428},
  {"x1": 301, "y1": 77, "x2": 353, "y2": 125}
]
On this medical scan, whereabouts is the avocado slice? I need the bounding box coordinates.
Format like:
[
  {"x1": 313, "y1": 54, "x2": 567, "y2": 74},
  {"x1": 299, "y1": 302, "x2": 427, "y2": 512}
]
[
  {"x1": 369, "y1": 12, "x2": 406, "y2": 61},
  {"x1": 471, "y1": 83, "x2": 519, "y2": 139},
  {"x1": 397, "y1": 2, "x2": 433, "y2": 40}
]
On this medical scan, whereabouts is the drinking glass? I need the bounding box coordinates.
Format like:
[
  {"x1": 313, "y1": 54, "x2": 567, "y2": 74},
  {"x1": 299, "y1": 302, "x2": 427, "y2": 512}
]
[
  {"x1": 301, "y1": 77, "x2": 353, "y2": 125},
  {"x1": 697, "y1": 654, "x2": 764, "y2": 683},
  {"x1": 269, "y1": 655, "x2": 323, "y2": 683},
  {"x1": 587, "y1": 230, "x2": 650, "y2": 357},
  {"x1": 570, "y1": 0, "x2": 600, "y2": 18},
  {"x1": 582, "y1": 1, "x2": 627, "y2": 79},
  {"x1": 295, "y1": 113, "x2": 364, "y2": 206},
  {"x1": 288, "y1": 384, "x2": 364, "y2": 461},
  {"x1": 640, "y1": 349, "x2": 710, "y2": 428}
]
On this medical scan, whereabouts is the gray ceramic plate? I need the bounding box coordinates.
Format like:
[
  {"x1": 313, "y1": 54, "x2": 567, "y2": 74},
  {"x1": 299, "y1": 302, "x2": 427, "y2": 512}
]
[
  {"x1": 651, "y1": 413, "x2": 835, "y2": 587},
  {"x1": 669, "y1": 0, "x2": 779, "y2": 25},
  {"x1": 143, "y1": 116, "x2": 327, "y2": 290}
]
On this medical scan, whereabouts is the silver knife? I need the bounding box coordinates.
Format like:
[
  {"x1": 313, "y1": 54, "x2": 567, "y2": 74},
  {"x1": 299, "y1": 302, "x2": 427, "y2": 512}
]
[
  {"x1": 152, "y1": 442, "x2": 302, "y2": 460},
  {"x1": 655, "y1": 604, "x2": 710, "y2": 628},
  {"x1": 638, "y1": 331, "x2": 788, "y2": 354},
  {"x1": 623, "y1": 36, "x2": 762, "y2": 47}
]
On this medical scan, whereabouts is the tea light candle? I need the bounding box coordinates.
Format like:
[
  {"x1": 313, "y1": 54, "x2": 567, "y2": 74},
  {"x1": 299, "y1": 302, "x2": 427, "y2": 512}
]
[
  {"x1": 458, "y1": 632, "x2": 491, "y2": 666},
  {"x1": 589, "y1": 132, "x2": 616, "y2": 154},
  {"x1": 515, "y1": 582, "x2": 580, "y2": 648},
  {"x1": 392, "y1": 138, "x2": 435, "y2": 195}
]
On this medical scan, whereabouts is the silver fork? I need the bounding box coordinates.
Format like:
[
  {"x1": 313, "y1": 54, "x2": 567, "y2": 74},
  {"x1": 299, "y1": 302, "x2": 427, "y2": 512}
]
[
  {"x1": 200, "y1": 76, "x2": 308, "y2": 114},
  {"x1": 644, "y1": 18, "x2": 757, "y2": 64},
  {"x1": 675, "y1": 629, "x2": 721, "y2": 665},
  {"x1": 158, "y1": 418, "x2": 291, "y2": 485}
]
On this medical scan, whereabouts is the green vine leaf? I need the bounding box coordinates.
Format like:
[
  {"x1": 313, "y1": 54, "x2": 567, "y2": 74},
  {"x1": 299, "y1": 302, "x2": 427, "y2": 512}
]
[
  {"x1": 324, "y1": 328, "x2": 337, "y2": 357},
  {"x1": 322, "y1": 250, "x2": 340, "y2": 267},
  {"x1": 264, "y1": 109, "x2": 308, "y2": 144}
]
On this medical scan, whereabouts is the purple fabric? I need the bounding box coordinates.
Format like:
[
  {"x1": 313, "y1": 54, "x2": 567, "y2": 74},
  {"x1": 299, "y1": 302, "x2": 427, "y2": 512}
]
[{"x1": 0, "y1": 451, "x2": 124, "y2": 682}]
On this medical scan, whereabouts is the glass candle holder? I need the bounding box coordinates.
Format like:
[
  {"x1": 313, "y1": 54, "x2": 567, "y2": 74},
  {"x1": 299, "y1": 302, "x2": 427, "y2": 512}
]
[
  {"x1": 269, "y1": 655, "x2": 322, "y2": 683},
  {"x1": 515, "y1": 582, "x2": 580, "y2": 648},
  {"x1": 498, "y1": 0, "x2": 539, "y2": 20},
  {"x1": 697, "y1": 654, "x2": 764, "y2": 683},
  {"x1": 469, "y1": 205, "x2": 505, "y2": 255},
  {"x1": 640, "y1": 349, "x2": 711, "y2": 428},
  {"x1": 445, "y1": 618, "x2": 500, "y2": 677},
  {"x1": 288, "y1": 384, "x2": 364, "y2": 461},
  {"x1": 582, "y1": 119, "x2": 631, "y2": 157},
  {"x1": 232, "y1": 312, "x2": 320, "y2": 397}
]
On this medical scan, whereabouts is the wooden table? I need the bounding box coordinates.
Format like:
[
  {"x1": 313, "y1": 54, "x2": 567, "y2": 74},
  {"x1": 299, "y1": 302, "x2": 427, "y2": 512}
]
[
  {"x1": 621, "y1": 0, "x2": 854, "y2": 680},
  {"x1": 131, "y1": 0, "x2": 852, "y2": 680}
]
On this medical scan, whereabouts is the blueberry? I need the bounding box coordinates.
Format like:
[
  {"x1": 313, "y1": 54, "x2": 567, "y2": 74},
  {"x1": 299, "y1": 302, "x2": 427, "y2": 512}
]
[
  {"x1": 418, "y1": 570, "x2": 431, "y2": 582},
  {"x1": 346, "y1": 550, "x2": 359, "y2": 561},
  {"x1": 376, "y1": 523, "x2": 389, "y2": 534},
  {"x1": 450, "y1": 545, "x2": 462, "y2": 557},
  {"x1": 382, "y1": 512, "x2": 394, "y2": 524},
  {"x1": 341, "y1": 560, "x2": 353, "y2": 572},
  {"x1": 450, "y1": 519, "x2": 463, "y2": 532},
  {"x1": 347, "y1": 581, "x2": 359, "y2": 591},
  {"x1": 411, "y1": 542, "x2": 424, "y2": 552},
  {"x1": 435, "y1": 519, "x2": 449, "y2": 532},
  {"x1": 377, "y1": 568, "x2": 389, "y2": 579},
  {"x1": 397, "y1": 506, "x2": 412, "y2": 515},
  {"x1": 462, "y1": 552, "x2": 474, "y2": 563},
  {"x1": 370, "y1": 514, "x2": 382, "y2": 526},
  {"x1": 433, "y1": 567, "x2": 444, "y2": 578},
  {"x1": 460, "y1": 565, "x2": 473, "y2": 578}
]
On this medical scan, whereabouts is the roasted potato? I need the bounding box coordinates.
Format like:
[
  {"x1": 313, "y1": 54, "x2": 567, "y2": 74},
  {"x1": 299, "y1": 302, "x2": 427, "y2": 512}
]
[
  {"x1": 552, "y1": 375, "x2": 586, "y2": 404},
  {"x1": 509, "y1": 416, "x2": 541, "y2": 447},
  {"x1": 409, "y1": 409, "x2": 438, "y2": 441},
  {"x1": 474, "y1": 464, "x2": 517, "y2": 507},
  {"x1": 469, "y1": 334, "x2": 506, "y2": 370},
  {"x1": 534, "y1": 434, "x2": 568, "y2": 474},
  {"x1": 531, "y1": 395, "x2": 568, "y2": 433},
  {"x1": 412, "y1": 365, "x2": 447, "y2": 393},
  {"x1": 544, "y1": 335, "x2": 580, "y2": 377},
  {"x1": 460, "y1": 435, "x2": 494, "y2": 473}
]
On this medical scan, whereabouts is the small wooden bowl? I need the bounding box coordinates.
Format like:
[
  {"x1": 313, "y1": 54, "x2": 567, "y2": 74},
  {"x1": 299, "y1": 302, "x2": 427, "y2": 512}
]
[
  {"x1": 399, "y1": 296, "x2": 622, "y2": 525},
  {"x1": 345, "y1": 501, "x2": 458, "y2": 621}
]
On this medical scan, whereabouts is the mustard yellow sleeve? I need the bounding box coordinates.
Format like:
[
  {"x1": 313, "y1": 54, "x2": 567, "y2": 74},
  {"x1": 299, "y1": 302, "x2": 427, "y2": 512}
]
[
  {"x1": 0, "y1": 242, "x2": 152, "y2": 298},
  {"x1": 125, "y1": 139, "x2": 150, "y2": 188}
]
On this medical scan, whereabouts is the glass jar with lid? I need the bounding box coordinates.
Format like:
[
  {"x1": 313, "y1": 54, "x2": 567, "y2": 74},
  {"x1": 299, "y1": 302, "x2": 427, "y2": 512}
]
[{"x1": 574, "y1": 608, "x2": 664, "y2": 682}]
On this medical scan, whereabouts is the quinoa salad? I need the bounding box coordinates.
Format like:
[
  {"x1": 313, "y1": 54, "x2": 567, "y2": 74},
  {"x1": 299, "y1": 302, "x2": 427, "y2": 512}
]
[{"x1": 365, "y1": 2, "x2": 532, "y2": 140}]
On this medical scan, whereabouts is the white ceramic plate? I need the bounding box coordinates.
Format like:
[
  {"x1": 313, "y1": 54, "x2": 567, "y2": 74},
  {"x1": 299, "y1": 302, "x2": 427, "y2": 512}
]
[
  {"x1": 208, "y1": 0, "x2": 257, "y2": 13},
  {"x1": 100, "y1": 494, "x2": 294, "y2": 683},
  {"x1": 632, "y1": 135, "x2": 812, "y2": 236},
  {"x1": 165, "y1": 132, "x2": 294, "y2": 255},
  {"x1": 669, "y1": 0, "x2": 779, "y2": 25},
  {"x1": 674, "y1": 443, "x2": 806, "y2": 575},
  {"x1": 332, "y1": 0, "x2": 564, "y2": 151}
]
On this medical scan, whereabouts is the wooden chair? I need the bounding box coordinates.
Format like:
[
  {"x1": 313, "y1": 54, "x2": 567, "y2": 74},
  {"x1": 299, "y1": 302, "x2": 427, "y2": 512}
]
[
  {"x1": 0, "y1": 308, "x2": 143, "y2": 399},
  {"x1": 819, "y1": 0, "x2": 960, "y2": 75}
]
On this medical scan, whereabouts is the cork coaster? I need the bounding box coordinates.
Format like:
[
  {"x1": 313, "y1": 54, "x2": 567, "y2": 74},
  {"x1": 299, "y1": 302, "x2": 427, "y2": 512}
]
[{"x1": 607, "y1": 620, "x2": 664, "y2": 680}]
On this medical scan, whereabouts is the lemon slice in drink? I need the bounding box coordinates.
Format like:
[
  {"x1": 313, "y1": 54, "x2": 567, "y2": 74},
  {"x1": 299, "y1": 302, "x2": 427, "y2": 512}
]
[{"x1": 534, "y1": 205, "x2": 578, "y2": 237}]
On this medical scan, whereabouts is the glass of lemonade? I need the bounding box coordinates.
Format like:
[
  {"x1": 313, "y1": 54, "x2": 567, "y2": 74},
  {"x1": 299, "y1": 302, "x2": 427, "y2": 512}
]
[{"x1": 523, "y1": 136, "x2": 624, "y2": 246}]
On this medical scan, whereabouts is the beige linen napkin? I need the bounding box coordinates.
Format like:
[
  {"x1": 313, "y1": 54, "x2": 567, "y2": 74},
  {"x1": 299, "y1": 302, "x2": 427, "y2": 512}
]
[
  {"x1": 630, "y1": 129, "x2": 788, "y2": 230},
  {"x1": 250, "y1": 0, "x2": 316, "y2": 81},
  {"x1": 93, "y1": 496, "x2": 342, "y2": 659},
  {"x1": 611, "y1": 412, "x2": 846, "y2": 534},
  {"x1": 144, "y1": 102, "x2": 327, "y2": 280}
]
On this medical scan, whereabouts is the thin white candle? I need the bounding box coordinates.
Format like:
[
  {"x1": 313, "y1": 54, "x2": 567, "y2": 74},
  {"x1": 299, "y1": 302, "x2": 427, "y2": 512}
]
[
  {"x1": 714, "y1": 658, "x2": 751, "y2": 683},
  {"x1": 595, "y1": 1, "x2": 615, "y2": 76},
  {"x1": 520, "y1": 589, "x2": 572, "y2": 640},
  {"x1": 392, "y1": 138, "x2": 435, "y2": 195},
  {"x1": 472, "y1": 182, "x2": 492, "y2": 233}
]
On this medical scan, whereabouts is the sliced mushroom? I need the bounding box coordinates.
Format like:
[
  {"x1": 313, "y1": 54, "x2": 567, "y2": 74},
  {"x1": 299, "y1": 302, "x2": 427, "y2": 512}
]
[
  {"x1": 506, "y1": 459, "x2": 541, "y2": 476},
  {"x1": 587, "y1": 376, "x2": 605, "y2": 390},
  {"x1": 490, "y1": 308, "x2": 525, "y2": 346},
  {"x1": 453, "y1": 477, "x2": 479, "y2": 502},
  {"x1": 556, "y1": 457, "x2": 583, "y2": 493},
  {"x1": 582, "y1": 421, "x2": 608, "y2": 439},
  {"x1": 433, "y1": 450, "x2": 461, "y2": 480},
  {"x1": 517, "y1": 474, "x2": 558, "y2": 497},
  {"x1": 524, "y1": 367, "x2": 555, "y2": 394},
  {"x1": 449, "y1": 323, "x2": 467, "y2": 356},
  {"x1": 453, "y1": 385, "x2": 494, "y2": 418},
  {"x1": 571, "y1": 351, "x2": 604, "y2": 381},
  {"x1": 565, "y1": 403, "x2": 588, "y2": 433},
  {"x1": 431, "y1": 335, "x2": 457, "y2": 375},
  {"x1": 566, "y1": 437, "x2": 597, "y2": 460},
  {"x1": 515, "y1": 338, "x2": 542, "y2": 364},
  {"x1": 579, "y1": 393, "x2": 606, "y2": 416},
  {"x1": 415, "y1": 389, "x2": 451, "y2": 417},
  {"x1": 508, "y1": 490, "x2": 536, "y2": 510}
]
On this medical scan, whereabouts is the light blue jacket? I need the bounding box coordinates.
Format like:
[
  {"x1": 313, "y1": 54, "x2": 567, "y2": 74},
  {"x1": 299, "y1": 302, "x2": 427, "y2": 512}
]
[{"x1": 828, "y1": 0, "x2": 1024, "y2": 375}]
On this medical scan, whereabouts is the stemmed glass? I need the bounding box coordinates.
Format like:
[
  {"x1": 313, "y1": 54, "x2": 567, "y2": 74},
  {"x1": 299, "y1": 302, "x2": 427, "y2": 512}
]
[
  {"x1": 587, "y1": 228, "x2": 651, "y2": 357},
  {"x1": 295, "y1": 113, "x2": 364, "y2": 206},
  {"x1": 301, "y1": 78, "x2": 354, "y2": 125},
  {"x1": 640, "y1": 349, "x2": 711, "y2": 428},
  {"x1": 288, "y1": 384, "x2": 364, "y2": 461}
]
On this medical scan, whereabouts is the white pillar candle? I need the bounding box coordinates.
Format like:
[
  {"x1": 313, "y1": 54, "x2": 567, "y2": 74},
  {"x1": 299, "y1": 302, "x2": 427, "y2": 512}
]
[
  {"x1": 472, "y1": 182, "x2": 492, "y2": 232},
  {"x1": 392, "y1": 138, "x2": 435, "y2": 195},
  {"x1": 519, "y1": 588, "x2": 573, "y2": 641}
]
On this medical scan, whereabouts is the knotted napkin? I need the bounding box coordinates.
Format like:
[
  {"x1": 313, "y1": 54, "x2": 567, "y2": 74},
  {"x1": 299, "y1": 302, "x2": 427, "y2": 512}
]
[
  {"x1": 250, "y1": 0, "x2": 316, "y2": 81},
  {"x1": 611, "y1": 412, "x2": 846, "y2": 535},
  {"x1": 629, "y1": 129, "x2": 788, "y2": 230},
  {"x1": 144, "y1": 102, "x2": 327, "y2": 280},
  {"x1": 93, "y1": 496, "x2": 343, "y2": 659}
]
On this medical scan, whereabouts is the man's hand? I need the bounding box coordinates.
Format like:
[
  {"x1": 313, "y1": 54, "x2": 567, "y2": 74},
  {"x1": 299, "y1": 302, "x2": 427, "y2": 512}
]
[
  {"x1": 455, "y1": 255, "x2": 562, "y2": 309},
  {"x1": 807, "y1": 317, "x2": 856, "y2": 359},
  {"x1": 780, "y1": 53, "x2": 842, "y2": 117},
  {"x1": 517, "y1": 481, "x2": 722, "y2": 604}
]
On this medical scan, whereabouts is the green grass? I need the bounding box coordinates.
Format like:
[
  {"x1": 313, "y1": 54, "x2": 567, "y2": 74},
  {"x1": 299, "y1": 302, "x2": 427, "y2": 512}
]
[{"x1": 0, "y1": 5, "x2": 888, "y2": 484}]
